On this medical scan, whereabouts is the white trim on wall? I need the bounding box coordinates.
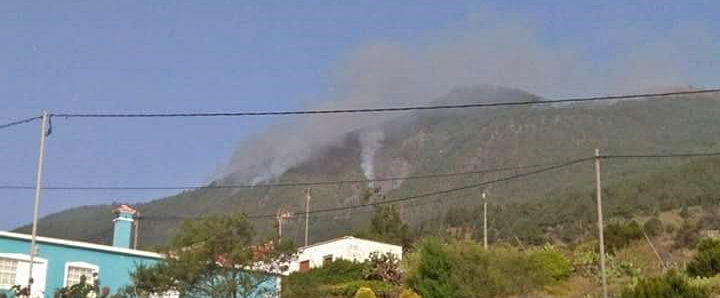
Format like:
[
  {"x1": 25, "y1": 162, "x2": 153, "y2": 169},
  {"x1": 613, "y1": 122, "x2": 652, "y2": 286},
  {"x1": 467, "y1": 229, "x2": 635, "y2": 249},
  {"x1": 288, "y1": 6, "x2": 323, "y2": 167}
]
[
  {"x1": 63, "y1": 261, "x2": 99, "y2": 287},
  {"x1": 0, "y1": 253, "x2": 48, "y2": 297}
]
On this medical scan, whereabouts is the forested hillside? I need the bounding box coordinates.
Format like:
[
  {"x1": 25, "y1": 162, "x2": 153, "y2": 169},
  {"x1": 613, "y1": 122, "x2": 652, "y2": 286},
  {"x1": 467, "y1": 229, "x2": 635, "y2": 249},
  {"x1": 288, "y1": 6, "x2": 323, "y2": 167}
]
[{"x1": 15, "y1": 87, "x2": 720, "y2": 248}]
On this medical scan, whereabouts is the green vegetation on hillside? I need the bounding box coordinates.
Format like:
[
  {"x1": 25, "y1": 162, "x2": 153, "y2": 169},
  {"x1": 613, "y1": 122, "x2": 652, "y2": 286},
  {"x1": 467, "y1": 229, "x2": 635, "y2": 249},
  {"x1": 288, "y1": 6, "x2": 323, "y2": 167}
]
[{"x1": 16, "y1": 90, "x2": 720, "y2": 248}]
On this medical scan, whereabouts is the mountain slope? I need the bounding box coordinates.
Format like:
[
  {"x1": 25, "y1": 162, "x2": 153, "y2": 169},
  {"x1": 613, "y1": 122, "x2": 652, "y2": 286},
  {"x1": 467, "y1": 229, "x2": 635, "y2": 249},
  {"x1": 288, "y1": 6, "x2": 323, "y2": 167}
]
[{"x1": 16, "y1": 87, "x2": 720, "y2": 248}]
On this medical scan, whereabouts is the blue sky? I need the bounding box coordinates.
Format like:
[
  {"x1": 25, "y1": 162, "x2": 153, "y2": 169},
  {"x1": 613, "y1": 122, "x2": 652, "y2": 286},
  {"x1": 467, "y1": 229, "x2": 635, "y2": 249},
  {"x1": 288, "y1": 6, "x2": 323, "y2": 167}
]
[{"x1": 0, "y1": 1, "x2": 718, "y2": 229}]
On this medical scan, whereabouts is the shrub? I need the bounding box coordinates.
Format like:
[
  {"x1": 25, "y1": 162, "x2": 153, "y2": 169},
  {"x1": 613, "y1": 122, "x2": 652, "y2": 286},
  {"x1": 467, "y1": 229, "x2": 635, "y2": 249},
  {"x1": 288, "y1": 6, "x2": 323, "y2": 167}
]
[
  {"x1": 621, "y1": 271, "x2": 708, "y2": 298},
  {"x1": 605, "y1": 221, "x2": 644, "y2": 253},
  {"x1": 528, "y1": 244, "x2": 572, "y2": 282},
  {"x1": 365, "y1": 252, "x2": 402, "y2": 284},
  {"x1": 674, "y1": 221, "x2": 702, "y2": 248},
  {"x1": 404, "y1": 237, "x2": 458, "y2": 298},
  {"x1": 284, "y1": 259, "x2": 369, "y2": 298},
  {"x1": 329, "y1": 280, "x2": 399, "y2": 298},
  {"x1": 397, "y1": 289, "x2": 421, "y2": 298},
  {"x1": 643, "y1": 217, "x2": 663, "y2": 237},
  {"x1": 687, "y1": 238, "x2": 720, "y2": 277},
  {"x1": 354, "y1": 287, "x2": 377, "y2": 298}
]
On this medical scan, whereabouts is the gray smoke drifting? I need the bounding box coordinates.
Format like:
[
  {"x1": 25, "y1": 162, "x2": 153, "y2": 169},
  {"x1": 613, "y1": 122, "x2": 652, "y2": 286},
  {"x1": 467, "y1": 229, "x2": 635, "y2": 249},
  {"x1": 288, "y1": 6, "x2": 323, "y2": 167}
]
[
  {"x1": 360, "y1": 130, "x2": 384, "y2": 183},
  {"x1": 217, "y1": 8, "x2": 720, "y2": 185}
]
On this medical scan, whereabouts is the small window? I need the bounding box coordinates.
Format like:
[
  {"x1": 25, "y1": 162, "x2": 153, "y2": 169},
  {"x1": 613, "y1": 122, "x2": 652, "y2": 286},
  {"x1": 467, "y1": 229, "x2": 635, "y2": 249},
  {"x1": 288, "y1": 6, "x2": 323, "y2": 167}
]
[
  {"x1": 64, "y1": 262, "x2": 98, "y2": 287},
  {"x1": 322, "y1": 255, "x2": 333, "y2": 265},
  {"x1": 299, "y1": 260, "x2": 310, "y2": 271},
  {"x1": 0, "y1": 257, "x2": 18, "y2": 288}
]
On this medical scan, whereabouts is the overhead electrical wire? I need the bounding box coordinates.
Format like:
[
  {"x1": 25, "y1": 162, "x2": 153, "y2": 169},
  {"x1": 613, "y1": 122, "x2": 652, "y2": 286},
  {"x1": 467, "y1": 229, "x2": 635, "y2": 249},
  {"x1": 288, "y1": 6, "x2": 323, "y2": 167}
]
[
  {"x1": 601, "y1": 152, "x2": 720, "y2": 159},
  {"x1": 50, "y1": 89, "x2": 720, "y2": 119},
  {"x1": 247, "y1": 157, "x2": 592, "y2": 220},
  {"x1": 2, "y1": 89, "x2": 719, "y2": 132},
  {"x1": 0, "y1": 115, "x2": 42, "y2": 130},
  {"x1": 2, "y1": 151, "x2": 719, "y2": 192},
  {"x1": 0, "y1": 162, "x2": 565, "y2": 191},
  {"x1": 134, "y1": 150, "x2": 720, "y2": 222}
]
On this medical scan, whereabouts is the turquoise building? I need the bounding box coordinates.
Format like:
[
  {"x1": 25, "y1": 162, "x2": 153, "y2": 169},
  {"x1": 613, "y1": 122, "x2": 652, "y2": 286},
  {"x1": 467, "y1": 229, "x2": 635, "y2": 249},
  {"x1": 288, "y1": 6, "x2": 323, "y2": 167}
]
[
  {"x1": 0, "y1": 205, "x2": 166, "y2": 297},
  {"x1": 0, "y1": 205, "x2": 281, "y2": 298}
]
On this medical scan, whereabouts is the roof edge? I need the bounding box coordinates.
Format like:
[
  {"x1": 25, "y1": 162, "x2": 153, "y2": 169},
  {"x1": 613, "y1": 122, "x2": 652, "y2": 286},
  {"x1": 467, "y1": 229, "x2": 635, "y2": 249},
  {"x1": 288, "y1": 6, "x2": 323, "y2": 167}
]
[
  {"x1": 299, "y1": 235, "x2": 402, "y2": 250},
  {"x1": 0, "y1": 231, "x2": 164, "y2": 259}
]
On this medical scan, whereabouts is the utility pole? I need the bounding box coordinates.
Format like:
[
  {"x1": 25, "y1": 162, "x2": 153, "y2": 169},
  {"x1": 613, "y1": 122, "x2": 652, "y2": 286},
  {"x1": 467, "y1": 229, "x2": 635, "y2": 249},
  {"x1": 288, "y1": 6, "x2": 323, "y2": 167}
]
[
  {"x1": 133, "y1": 213, "x2": 140, "y2": 250},
  {"x1": 28, "y1": 112, "x2": 49, "y2": 293},
  {"x1": 482, "y1": 191, "x2": 488, "y2": 249},
  {"x1": 304, "y1": 188, "x2": 311, "y2": 247},
  {"x1": 275, "y1": 209, "x2": 292, "y2": 242},
  {"x1": 595, "y1": 149, "x2": 608, "y2": 298}
]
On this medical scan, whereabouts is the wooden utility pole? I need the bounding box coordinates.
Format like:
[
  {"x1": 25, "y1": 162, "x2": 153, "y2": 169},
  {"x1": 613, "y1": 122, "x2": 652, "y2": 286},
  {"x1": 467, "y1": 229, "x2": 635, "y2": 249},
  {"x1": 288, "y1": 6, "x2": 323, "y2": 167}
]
[
  {"x1": 482, "y1": 191, "x2": 488, "y2": 249},
  {"x1": 595, "y1": 149, "x2": 608, "y2": 298},
  {"x1": 304, "y1": 188, "x2": 311, "y2": 247}
]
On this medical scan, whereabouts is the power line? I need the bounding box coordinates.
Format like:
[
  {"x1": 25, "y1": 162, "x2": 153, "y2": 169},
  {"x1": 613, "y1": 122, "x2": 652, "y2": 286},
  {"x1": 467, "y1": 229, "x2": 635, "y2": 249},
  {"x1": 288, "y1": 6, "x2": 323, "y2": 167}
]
[
  {"x1": 112, "y1": 151, "x2": 720, "y2": 223},
  {"x1": 248, "y1": 157, "x2": 593, "y2": 219},
  {"x1": 0, "y1": 161, "x2": 570, "y2": 191},
  {"x1": 3, "y1": 150, "x2": 720, "y2": 192},
  {"x1": 0, "y1": 116, "x2": 42, "y2": 130},
  {"x1": 136, "y1": 158, "x2": 591, "y2": 223},
  {"x1": 50, "y1": 89, "x2": 720, "y2": 119},
  {"x1": 251, "y1": 150, "x2": 720, "y2": 220},
  {"x1": 602, "y1": 152, "x2": 720, "y2": 159}
]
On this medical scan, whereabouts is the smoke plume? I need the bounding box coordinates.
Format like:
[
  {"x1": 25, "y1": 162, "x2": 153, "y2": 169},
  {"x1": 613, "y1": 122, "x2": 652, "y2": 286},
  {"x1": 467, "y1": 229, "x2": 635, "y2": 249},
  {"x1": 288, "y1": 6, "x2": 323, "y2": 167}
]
[
  {"x1": 360, "y1": 130, "x2": 385, "y2": 183},
  {"x1": 217, "y1": 7, "x2": 720, "y2": 185}
]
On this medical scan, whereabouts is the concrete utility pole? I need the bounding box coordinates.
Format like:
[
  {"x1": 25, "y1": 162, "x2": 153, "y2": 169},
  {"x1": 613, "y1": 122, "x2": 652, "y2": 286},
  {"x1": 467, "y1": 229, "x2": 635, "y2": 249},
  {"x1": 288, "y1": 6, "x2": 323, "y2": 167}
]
[
  {"x1": 304, "y1": 188, "x2": 311, "y2": 247},
  {"x1": 482, "y1": 191, "x2": 488, "y2": 249},
  {"x1": 133, "y1": 213, "x2": 140, "y2": 250},
  {"x1": 595, "y1": 149, "x2": 608, "y2": 298},
  {"x1": 276, "y1": 209, "x2": 292, "y2": 242},
  {"x1": 28, "y1": 112, "x2": 49, "y2": 292}
]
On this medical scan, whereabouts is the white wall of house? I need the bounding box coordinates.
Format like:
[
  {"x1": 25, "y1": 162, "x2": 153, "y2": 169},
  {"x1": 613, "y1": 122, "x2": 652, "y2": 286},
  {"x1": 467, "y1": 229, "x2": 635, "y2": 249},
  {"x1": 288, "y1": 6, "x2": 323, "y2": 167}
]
[
  {"x1": 287, "y1": 236, "x2": 402, "y2": 274},
  {"x1": 0, "y1": 253, "x2": 48, "y2": 298}
]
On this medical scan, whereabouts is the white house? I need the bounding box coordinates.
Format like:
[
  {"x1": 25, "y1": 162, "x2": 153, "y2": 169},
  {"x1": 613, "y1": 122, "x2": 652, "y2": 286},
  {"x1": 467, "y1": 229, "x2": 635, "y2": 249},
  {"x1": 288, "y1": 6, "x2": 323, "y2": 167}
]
[{"x1": 287, "y1": 236, "x2": 402, "y2": 274}]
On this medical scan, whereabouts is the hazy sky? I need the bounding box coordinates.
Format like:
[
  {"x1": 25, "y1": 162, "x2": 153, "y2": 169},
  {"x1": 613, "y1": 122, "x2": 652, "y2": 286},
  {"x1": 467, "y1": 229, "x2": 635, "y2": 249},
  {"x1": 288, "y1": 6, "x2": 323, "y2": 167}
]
[{"x1": 1, "y1": 0, "x2": 718, "y2": 229}]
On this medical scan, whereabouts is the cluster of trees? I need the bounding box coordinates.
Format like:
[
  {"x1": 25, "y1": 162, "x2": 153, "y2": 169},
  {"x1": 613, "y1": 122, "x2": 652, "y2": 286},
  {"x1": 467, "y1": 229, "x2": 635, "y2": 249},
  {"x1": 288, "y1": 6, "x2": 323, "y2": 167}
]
[
  {"x1": 404, "y1": 238, "x2": 572, "y2": 298},
  {"x1": 441, "y1": 157, "x2": 720, "y2": 247},
  {"x1": 116, "y1": 212, "x2": 295, "y2": 298}
]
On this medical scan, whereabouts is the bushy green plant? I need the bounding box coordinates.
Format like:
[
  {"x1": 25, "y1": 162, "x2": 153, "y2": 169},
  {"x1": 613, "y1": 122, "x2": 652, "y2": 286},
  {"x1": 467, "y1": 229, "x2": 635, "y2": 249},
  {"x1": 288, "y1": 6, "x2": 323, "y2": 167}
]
[
  {"x1": 397, "y1": 289, "x2": 421, "y2": 298},
  {"x1": 354, "y1": 287, "x2": 377, "y2": 298},
  {"x1": 404, "y1": 237, "x2": 457, "y2": 298},
  {"x1": 605, "y1": 221, "x2": 644, "y2": 253},
  {"x1": 643, "y1": 217, "x2": 663, "y2": 237},
  {"x1": 528, "y1": 243, "x2": 572, "y2": 282},
  {"x1": 284, "y1": 259, "x2": 369, "y2": 298},
  {"x1": 621, "y1": 271, "x2": 708, "y2": 298},
  {"x1": 329, "y1": 280, "x2": 399, "y2": 298},
  {"x1": 687, "y1": 238, "x2": 720, "y2": 277},
  {"x1": 572, "y1": 241, "x2": 640, "y2": 280},
  {"x1": 406, "y1": 238, "x2": 573, "y2": 298}
]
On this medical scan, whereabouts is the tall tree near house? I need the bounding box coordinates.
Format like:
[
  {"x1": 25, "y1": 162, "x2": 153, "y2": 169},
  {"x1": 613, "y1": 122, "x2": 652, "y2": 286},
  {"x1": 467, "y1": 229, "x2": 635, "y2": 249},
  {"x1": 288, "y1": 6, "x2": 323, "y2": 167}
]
[{"x1": 130, "y1": 212, "x2": 295, "y2": 298}]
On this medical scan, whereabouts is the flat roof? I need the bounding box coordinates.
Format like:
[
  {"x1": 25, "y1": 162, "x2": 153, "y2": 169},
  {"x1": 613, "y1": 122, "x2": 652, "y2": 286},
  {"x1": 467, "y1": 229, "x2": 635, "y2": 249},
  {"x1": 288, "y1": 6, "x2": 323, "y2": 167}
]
[{"x1": 0, "y1": 231, "x2": 164, "y2": 259}]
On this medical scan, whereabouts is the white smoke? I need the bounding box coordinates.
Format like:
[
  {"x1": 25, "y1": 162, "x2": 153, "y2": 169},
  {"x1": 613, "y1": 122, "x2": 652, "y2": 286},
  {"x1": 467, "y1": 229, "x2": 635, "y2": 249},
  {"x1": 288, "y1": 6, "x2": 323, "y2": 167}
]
[
  {"x1": 216, "y1": 7, "x2": 720, "y2": 185},
  {"x1": 359, "y1": 129, "x2": 385, "y2": 183}
]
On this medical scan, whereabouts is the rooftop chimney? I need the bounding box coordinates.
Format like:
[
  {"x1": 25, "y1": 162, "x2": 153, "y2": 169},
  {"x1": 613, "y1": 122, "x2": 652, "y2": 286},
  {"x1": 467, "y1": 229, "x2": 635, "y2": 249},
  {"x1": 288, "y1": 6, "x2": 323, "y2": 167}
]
[{"x1": 112, "y1": 205, "x2": 137, "y2": 249}]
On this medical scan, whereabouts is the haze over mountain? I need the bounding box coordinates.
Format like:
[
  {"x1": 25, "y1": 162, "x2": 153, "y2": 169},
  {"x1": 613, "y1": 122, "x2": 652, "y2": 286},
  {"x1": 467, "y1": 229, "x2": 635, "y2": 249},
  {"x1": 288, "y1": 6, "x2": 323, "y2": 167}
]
[{"x1": 16, "y1": 86, "x2": 720, "y2": 248}]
